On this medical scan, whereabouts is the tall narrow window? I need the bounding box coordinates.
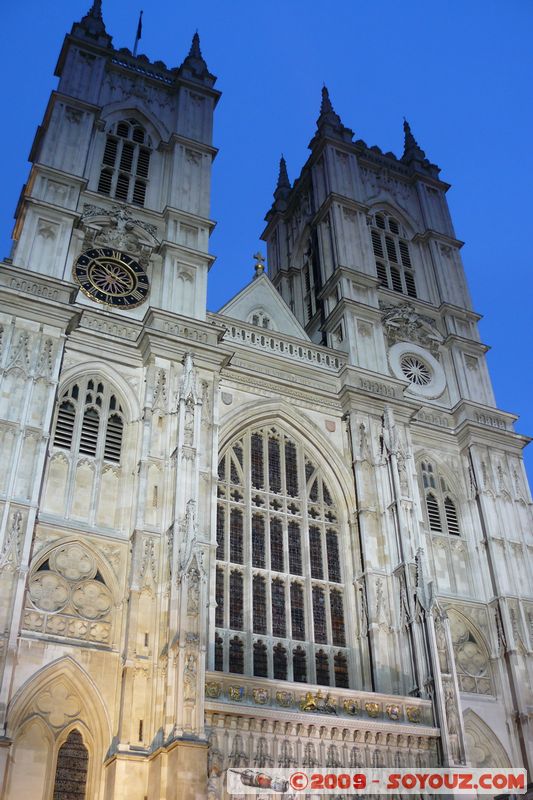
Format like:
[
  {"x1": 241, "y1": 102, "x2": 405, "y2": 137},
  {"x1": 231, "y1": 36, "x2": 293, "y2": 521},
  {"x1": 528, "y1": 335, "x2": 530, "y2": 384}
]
[
  {"x1": 293, "y1": 646, "x2": 307, "y2": 682},
  {"x1": 273, "y1": 643, "x2": 287, "y2": 680},
  {"x1": 215, "y1": 567, "x2": 224, "y2": 627},
  {"x1": 291, "y1": 582, "x2": 305, "y2": 640},
  {"x1": 253, "y1": 640, "x2": 268, "y2": 677},
  {"x1": 214, "y1": 633, "x2": 223, "y2": 671},
  {"x1": 52, "y1": 730, "x2": 88, "y2": 800},
  {"x1": 229, "y1": 636, "x2": 244, "y2": 674},
  {"x1": 98, "y1": 119, "x2": 152, "y2": 206},
  {"x1": 252, "y1": 514, "x2": 266, "y2": 567},
  {"x1": 272, "y1": 579, "x2": 286, "y2": 637},
  {"x1": 444, "y1": 497, "x2": 460, "y2": 535},
  {"x1": 315, "y1": 649, "x2": 330, "y2": 685},
  {"x1": 215, "y1": 426, "x2": 349, "y2": 686},
  {"x1": 426, "y1": 493, "x2": 442, "y2": 532},
  {"x1": 253, "y1": 575, "x2": 267, "y2": 634},
  {"x1": 53, "y1": 401, "x2": 76, "y2": 449},
  {"x1": 334, "y1": 652, "x2": 349, "y2": 688},
  {"x1": 370, "y1": 213, "x2": 416, "y2": 297},
  {"x1": 230, "y1": 509, "x2": 243, "y2": 563},
  {"x1": 229, "y1": 571, "x2": 243, "y2": 630}
]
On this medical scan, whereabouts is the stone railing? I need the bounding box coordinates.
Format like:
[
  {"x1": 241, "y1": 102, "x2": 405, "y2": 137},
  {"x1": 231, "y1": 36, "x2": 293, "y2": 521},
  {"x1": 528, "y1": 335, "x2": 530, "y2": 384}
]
[{"x1": 220, "y1": 323, "x2": 345, "y2": 372}]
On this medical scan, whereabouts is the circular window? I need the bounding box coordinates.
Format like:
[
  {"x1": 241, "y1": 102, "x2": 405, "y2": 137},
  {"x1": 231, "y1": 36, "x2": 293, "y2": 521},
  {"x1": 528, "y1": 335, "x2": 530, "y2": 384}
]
[
  {"x1": 388, "y1": 342, "x2": 446, "y2": 399},
  {"x1": 400, "y1": 354, "x2": 432, "y2": 386}
]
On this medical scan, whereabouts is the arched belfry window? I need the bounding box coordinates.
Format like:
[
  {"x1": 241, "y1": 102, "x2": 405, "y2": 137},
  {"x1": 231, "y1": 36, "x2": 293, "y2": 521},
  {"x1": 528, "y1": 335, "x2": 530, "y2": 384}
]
[
  {"x1": 215, "y1": 425, "x2": 349, "y2": 687},
  {"x1": 53, "y1": 378, "x2": 124, "y2": 464},
  {"x1": 52, "y1": 729, "x2": 89, "y2": 799},
  {"x1": 420, "y1": 461, "x2": 461, "y2": 536},
  {"x1": 97, "y1": 118, "x2": 152, "y2": 206},
  {"x1": 370, "y1": 212, "x2": 417, "y2": 298}
]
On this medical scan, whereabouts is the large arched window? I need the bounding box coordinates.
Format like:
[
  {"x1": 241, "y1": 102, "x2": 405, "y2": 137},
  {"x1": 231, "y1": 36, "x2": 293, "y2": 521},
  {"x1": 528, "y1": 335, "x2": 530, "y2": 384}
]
[
  {"x1": 370, "y1": 212, "x2": 417, "y2": 298},
  {"x1": 97, "y1": 118, "x2": 152, "y2": 206},
  {"x1": 214, "y1": 425, "x2": 349, "y2": 687},
  {"x1": 53, "y1": 378, "x2": 124, "y2": 465}
]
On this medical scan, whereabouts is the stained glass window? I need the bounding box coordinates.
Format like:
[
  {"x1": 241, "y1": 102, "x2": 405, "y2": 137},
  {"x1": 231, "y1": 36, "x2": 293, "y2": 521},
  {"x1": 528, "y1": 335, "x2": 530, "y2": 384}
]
[
  {"x1": 273, "y1": 643, "x2": 287, "y2": 680},
  {"x1": 52, "y1": 730, "x2": 88, "y2": 800},
  {"x1": 330, "y1": 590, "x2": 346, "y2": 646},
  {"x1": 251, "y1": 433, "x2": 264, "y2": 488},
  {"x1": 229, "y1": 571, "x2": 243, "y2": 630},
  {"x1": 313, "y1": 586, "x2": 327, "y2": 643},
  {"x1": 216, "y1": 505, "x2": 225, "y2": 560},
  {"x1": 309, "y1": 526, "x2": 323, "y2": 579},
  {"x1": 216, "y1": 426, "x2": 348, "y2": 686},
  {"x1": 293, "y1": 646, "x2": 307, "y2": 682},
  {"x1": 253, "y1": 640, "x2": 268, "y2": 677},
  {"x1": 326, "y1": 529, "x2": 341, "y2": 582},
  {"x1": 291, "y1": 582, "x2": 305, "y2": 640},
  {"x1": 315, "y1": 649, "x2": 330, "y2": 685},
  {"x1": 270, "y1": 517, "x2": 284, "y2": 572},
  {"x1": 214, "y1": 633, "x2": 223, "y2": 671},
  {"x1": 271, "y1": 579, "x2": 286, "y2": 637},
  {"x1": 215, "y1": 567, "x2": 224, "y2": 627},
  {"x1": 252, "y1": 514, "x2": 266, "y2": 568},
  {"x1": 230, "y1": 508, "x2": 243, "y2": 563},
  {"x1": 253, "y1": 575, "x2": 267, "y2": 634},
  {"x1": 334, "y1": 651, "x2": 349, "y2": 688},
  {"x1": 285, "y1": 440, "x2": 298, "y2": 497},
  {"x1": 268, "y1": 436, "x2": 281, "y2": 493},
  {"x1": 288, "y1": 521, "x2": 302, "y2": 575},
  {"x1": 229, "y1": 636, "x2": 244, "y2": 674}
]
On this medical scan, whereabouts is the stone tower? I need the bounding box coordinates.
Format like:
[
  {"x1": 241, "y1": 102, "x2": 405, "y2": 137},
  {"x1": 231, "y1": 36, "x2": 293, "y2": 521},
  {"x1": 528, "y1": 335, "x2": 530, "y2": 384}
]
[{"x1": 0, "y1": 5, "x2": 531, "y2": 800}]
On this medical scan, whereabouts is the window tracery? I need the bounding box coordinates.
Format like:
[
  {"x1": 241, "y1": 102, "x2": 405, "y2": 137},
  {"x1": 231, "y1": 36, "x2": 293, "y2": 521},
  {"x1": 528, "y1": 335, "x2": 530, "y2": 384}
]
[{"x1": 215, "y1": 425, "x2": 349, "y2": 685}]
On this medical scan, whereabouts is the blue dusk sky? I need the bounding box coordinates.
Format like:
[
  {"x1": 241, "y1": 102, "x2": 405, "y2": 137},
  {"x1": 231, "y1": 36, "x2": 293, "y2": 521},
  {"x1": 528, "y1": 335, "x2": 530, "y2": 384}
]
[{"x1": 2, "y1": 1, "x2": 533, "y2": 481}]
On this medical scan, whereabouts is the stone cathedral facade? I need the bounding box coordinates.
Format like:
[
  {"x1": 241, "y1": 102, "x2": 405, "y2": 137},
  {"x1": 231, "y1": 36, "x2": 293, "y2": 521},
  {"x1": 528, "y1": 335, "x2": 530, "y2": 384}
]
[{"x1": 0, "y1": 3, "x2": 531, "y2": 799}]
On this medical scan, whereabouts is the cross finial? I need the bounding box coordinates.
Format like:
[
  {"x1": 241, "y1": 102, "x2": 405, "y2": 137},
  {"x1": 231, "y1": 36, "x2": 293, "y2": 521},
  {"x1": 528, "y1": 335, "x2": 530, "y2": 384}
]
[{"x1": 253, "y1": 252, "x2": 265, "y2": 278}]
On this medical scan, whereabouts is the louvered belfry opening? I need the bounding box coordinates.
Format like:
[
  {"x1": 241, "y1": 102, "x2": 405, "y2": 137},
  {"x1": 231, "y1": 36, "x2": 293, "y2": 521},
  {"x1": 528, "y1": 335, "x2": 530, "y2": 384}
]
[
  {"x1": 98, "y1": 118, "x2": 151, "y2": 206},
  {"x1": 371, "y1": 212, "x2": 417, "y2": 297},
  {"x1": 421, "y1": 461, "x2": 461, "y2": 536},
  {"x1": 215, "y1": 425, "x2": 349, "y2": 687},
  {"x1": 52, "y1": 378, "x2": 124, "y2": 464}
]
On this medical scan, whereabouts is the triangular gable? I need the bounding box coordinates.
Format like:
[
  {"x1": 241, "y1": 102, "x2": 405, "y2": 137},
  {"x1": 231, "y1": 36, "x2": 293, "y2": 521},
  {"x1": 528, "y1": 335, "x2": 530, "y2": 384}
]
[{"x1": 217, "y1": 274, "x2": 310, "y2": 340}]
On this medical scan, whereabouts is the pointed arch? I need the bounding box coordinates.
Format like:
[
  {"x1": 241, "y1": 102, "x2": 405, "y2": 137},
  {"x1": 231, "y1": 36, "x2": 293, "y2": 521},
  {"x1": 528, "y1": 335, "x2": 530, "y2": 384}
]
[
  {"x1": 101, "y1": 103, "x2": 169, "y2": 144},
  {"x1": 215, "y1": 400, "x2": 356, "y2": 687},
  {"x1": 57, "y1": 361, "x2": 140, "y2": 422},
  {"x1": 463, "y1": 708, "x2": 511, "y2": 768},
  {"x1": 447, "y1": 608, "x2": 494, "y2": 695},
  {"x1": 368, "y1": 200, "x2": 418, "y2": 238},
  {"x1": 6, "y1": 657, "x2": 110, "y2": 800},
  {"x1": 219, "y1": 398, "x2": 355, "y2": 515}
]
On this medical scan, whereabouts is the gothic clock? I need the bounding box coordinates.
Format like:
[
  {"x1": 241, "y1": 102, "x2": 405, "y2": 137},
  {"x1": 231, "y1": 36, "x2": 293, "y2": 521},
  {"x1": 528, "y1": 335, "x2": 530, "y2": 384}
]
[{"x1": 73, "y1": 247, "x2": 150, "y2": 308}]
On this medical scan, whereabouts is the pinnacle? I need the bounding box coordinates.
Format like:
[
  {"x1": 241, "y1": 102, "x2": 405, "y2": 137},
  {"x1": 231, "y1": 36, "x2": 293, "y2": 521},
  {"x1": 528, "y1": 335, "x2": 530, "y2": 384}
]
[
  {"x1": 402, "y1": 118, "x2": 426, "y2": 163},
  {"x1": 189, "y1": 31, "x2": 202, "y2": 59},
  {"x1": 88, "y1": 0, "x2": 103, "y2": 18},
  {"x1": 277, "y1": 155, "x2": 290, "y2": 190},
  {"x1": 320, "y1": 85, "x2": 334, "y2": 115}
]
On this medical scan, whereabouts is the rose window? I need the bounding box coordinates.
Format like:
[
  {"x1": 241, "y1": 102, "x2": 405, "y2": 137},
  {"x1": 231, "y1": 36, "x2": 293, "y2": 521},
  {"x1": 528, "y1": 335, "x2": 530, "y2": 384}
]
[{"x1": 400, "y1": 354, "x2": 432, "y2": 386}]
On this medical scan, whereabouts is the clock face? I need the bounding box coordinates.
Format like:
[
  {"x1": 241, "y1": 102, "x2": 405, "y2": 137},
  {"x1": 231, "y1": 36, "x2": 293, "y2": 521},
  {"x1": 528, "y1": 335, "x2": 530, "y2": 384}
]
[{"x1": 73, "y1": 247, "x2": 150, "y2": 308}]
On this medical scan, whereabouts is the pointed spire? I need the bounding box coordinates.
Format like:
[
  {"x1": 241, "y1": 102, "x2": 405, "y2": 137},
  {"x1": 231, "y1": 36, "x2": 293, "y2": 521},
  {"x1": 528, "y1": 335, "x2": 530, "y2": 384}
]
[
  {"x1": 310, "y1": 85, "x2": 353, "y2": 148},
  {"x1": 87, "y1": 0, "x2": 103, "y2": 19},
  {"x1": 401, "y1": 118, "x2": 427, "y2": 165},
  {"x1": 178, "y1": 31, "x2": 215, "y2": 85},
  {"x1": 189, "y1": 31, "x2": 202, "y2": 59},
  {"x1": 320, "y1": 85, "x2": 334, "y2": 116},
  {"x1": 273, "y1": 155, "x2": 291, "y2": 211}
]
